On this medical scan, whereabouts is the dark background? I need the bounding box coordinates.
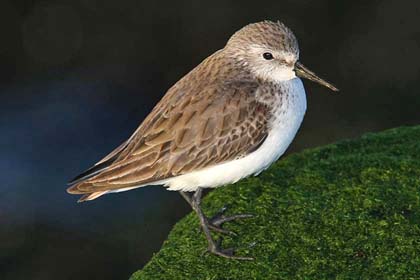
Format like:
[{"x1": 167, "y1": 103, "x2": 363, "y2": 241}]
[{"x1": 1, "y1": 0, "x2": 419, "y2": 279}]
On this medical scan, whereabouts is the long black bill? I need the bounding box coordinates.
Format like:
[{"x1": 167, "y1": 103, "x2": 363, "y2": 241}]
[{"x1": 295, "y1": 62, "x2": 339, "y2": 92}]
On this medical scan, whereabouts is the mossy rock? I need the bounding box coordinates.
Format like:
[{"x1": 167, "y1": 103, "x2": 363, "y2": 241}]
[{"x1": 131, "y1": 126, "x2": 420, "y2": 280}]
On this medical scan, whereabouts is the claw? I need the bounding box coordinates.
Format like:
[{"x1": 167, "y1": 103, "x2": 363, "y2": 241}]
[
  {"x1": 210, "y1": 214, "x2": 254, "y2": 227},
  {"x1": 208, "y1": 224, "x2": 237, "y2": 236},
  {"x1": 209, "y1": 247, "x2": 254, "y2": 261},
  {"x1": 210, "y1": 205, "x2": 229, "y2": 220},
  {"x1": 188, "y1": 188, "x2": 254, "y2": 261},
  {"x1": 202, "y1": 238, "x2": 254, "y2": 260},
  {"x1": 205, "y1": 205, "x2": 253, "y2": 235}
]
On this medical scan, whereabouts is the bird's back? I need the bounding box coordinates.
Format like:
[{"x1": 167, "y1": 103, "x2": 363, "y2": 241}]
[{"x1": 67, "y1": 50, "x2": 272, "y2": 198}]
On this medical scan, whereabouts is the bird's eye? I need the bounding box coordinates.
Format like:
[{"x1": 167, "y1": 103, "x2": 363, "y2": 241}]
[{"x1": 263, "y1": 52, "x2": 274, "y2": 60}]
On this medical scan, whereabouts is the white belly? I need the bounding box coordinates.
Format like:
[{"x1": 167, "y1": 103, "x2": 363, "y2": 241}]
[{"x1": 163, "y1": 78, "x2": 307, "y2": 192}]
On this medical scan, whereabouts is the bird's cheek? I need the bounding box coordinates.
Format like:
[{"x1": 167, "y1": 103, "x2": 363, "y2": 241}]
[{"x1": 270, "y1": 67, "x2": 296, "y2": 81}]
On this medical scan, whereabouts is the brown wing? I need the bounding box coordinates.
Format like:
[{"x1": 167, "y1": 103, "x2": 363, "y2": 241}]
[
  {"x1": 68, "y1": 140, "x2": 129, "y2": 185},
  {"x1": 67, "y1": 79, "x2": 271, "y2": 194}
]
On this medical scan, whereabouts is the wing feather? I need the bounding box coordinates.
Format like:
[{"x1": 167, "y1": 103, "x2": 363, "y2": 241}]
[{"x1": 67, "y1": 54, "x2": 273, "y2": 195}]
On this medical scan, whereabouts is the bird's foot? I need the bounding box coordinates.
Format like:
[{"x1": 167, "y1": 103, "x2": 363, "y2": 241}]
[
  {"x1": 203, "y1": 238, "x2": 254, "y2": 260},
  {"x1": 208, "y1": 247, "x2": 254, "y2": 260},
  {"x1": 207, "y1": 205, "x2": 253, "y2": 235},
  {"x1": 190, "y1": 189, "x2": 254, "y2": 260}
]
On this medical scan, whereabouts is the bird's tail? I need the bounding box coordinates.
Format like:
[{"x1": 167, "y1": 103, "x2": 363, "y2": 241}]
[{"x1": 77, "y1": 191, "x2": 108, "y2": 203}]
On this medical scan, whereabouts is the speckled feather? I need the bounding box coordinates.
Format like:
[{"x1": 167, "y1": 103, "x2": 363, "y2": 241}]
[{"x1": 67, "y1": 21, "x2": 303, "y2": 201}]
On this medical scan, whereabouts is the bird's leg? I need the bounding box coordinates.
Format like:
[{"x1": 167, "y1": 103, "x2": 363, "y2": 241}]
[
  {"x1": 179, "y1": 191, "x2": 193, "y2": 208},
  {"x1": 190, "y1": 188, "x2": 253, "y2": 260},
  {"x1": 179, "y1": 191, "x2": 235, "y2": 235}
]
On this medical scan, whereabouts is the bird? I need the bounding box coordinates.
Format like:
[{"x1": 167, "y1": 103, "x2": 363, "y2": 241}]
[{"x1": 67, "y1": 20, "x2": 338, "y2": 260}]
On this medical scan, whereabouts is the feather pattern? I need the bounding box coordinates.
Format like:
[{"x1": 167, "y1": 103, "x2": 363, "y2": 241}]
[
  {"x1": 67, "y1": 20, "x2": 309, "y2": 200},
  {"x1": 67, "y1": 51, "x2": 272, "y2": 195}
]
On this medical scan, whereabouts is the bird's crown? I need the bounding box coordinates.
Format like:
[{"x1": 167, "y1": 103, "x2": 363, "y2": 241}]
[{"x1": 226, "y1": 20, "x2": 299, "y2": 56}]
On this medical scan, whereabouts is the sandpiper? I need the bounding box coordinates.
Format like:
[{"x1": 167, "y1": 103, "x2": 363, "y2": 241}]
[{"x1": 68, "y1": 20, "x2": 338, "y2": 260}]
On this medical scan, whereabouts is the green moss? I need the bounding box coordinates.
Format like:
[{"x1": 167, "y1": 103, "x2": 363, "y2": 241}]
[{"x1": 130, "y1": 126, "x2": 420, "y2": 280}]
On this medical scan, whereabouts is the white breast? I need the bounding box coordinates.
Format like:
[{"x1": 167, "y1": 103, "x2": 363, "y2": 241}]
[{"x1": 163, "y1": 78, "x2": 307, "y2": 192}]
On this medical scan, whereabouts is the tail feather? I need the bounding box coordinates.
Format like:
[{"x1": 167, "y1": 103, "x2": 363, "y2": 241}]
[
  {"x1": 68, "y1": 160, "x2": 112, "y2": 186},
  {"x1": 68, "y1": 140, "x2": 129, "y2": 186},
  {"x1": 67, "y1": 181, "x2": 94, "y2": 194},
  {"x1": 68, "y1": 138, "x2": 135, "y2": 202},
  {"x1": 77, "y1": 191, "x2": 108, "y2": 203}
]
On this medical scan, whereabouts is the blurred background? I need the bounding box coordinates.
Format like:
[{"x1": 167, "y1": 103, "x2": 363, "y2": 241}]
[{"x1": 1, "y1": 0, "x2": 419, "y2": 279}]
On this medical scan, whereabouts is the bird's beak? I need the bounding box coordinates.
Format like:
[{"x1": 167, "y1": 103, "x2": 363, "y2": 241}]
[{"x1": 294, "y1": 62, "x2": 339, "y2": 92}]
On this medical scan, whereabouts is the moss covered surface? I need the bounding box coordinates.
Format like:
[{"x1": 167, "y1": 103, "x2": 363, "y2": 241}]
[{"x1": 131, "y1": 126, "x2": 420, "y2": 280}]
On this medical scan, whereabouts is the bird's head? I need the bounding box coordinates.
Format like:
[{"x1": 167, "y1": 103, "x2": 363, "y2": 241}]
[{"x1": 225, "y1": 20, "x2": 338, "y2": 91}]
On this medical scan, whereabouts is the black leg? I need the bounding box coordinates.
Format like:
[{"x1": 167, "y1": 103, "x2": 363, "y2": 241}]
[
  {"x1": 179, "y1": 191, "x2": 193, "y2": 208},
  {"x1": 180, "y1": 191, "x2": 233, "y2": 235},
  {"x1": 209, "y1": 206, "x2": 253, "y2": 228},
  {"x1": 189, "y1": 188, "x2": 253, "y2": 260},
  {"x1": 179, "y1": 192, "x2": 253, "y2": 236}
]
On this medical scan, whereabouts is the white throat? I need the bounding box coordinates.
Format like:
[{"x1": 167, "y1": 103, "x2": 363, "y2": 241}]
[{"x1": 255, "y1": 67, "x2": 296, "y2": 82}]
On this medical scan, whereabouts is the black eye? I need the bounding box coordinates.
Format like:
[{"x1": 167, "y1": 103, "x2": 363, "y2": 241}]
[{"x1": 263, "y1": 52, "x2": 274, "y2": 60}]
